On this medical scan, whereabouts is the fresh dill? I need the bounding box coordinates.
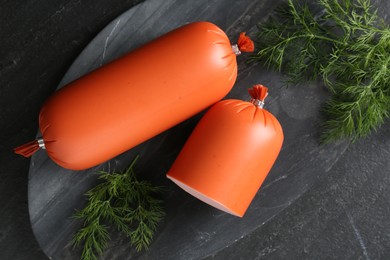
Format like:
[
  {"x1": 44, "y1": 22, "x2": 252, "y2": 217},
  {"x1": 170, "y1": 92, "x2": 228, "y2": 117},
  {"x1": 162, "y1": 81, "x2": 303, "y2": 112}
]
[
  {"x1": 251, "y1": 0, "x2": 390, "y2": 142},
  {"x1": 72, "y1": 156, "x2": 165, "y2": 260}
]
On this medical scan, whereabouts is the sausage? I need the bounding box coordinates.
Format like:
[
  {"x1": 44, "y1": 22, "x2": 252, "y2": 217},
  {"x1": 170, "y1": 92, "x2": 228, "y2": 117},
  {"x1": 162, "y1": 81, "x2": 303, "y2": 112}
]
[
  {"x1": 15, "y1": 22, "x2": 253, "y2": 170},
  {"x1": 166, "y1": 85, "x2": 284, "y2": 217}
]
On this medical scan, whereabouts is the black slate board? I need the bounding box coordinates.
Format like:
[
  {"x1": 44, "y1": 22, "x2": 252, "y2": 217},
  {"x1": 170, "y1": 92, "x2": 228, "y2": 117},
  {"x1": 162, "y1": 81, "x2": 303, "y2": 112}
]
[{"x1": 28, "y1": 0, "x2": 360, "y2": 259}]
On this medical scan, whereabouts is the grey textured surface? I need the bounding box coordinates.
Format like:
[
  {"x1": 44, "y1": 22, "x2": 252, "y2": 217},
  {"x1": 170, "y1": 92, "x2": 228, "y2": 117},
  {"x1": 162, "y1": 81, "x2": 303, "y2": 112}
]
[
  {"x1": 208, "y1": 123, "x2": 390, "y2": 260},
  {"x1": 1, "y1": 0, "x2": 389, "y2": 259},
  {"x1": 27, "y1": 0, "x2": 373, "y2": 259}
]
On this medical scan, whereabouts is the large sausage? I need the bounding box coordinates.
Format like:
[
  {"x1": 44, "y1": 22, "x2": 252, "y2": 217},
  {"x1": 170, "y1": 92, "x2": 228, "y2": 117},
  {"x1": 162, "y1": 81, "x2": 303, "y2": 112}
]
[
  {"x1": 167, "y1": 85, "x2": 284, "y2": 217},
  {"x1": 14, "y1": 22, "x2": 254, "y2": 170}
]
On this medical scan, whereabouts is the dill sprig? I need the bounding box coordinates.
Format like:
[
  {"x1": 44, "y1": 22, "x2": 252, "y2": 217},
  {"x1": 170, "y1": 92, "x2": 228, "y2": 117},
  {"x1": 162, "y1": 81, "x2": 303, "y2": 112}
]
[
  {"x1": 72, "y1": 156, "x2": 165, "y2": 260},
  {"x1": 251, "y1": 0, "x2": 390, "y2": 142}
]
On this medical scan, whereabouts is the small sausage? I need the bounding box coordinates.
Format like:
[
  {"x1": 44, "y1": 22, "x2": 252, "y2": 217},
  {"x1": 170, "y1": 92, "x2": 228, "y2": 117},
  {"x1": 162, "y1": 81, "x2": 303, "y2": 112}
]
[{"x1": 167, "y1": 85, "x2": 284, "y2": 217}]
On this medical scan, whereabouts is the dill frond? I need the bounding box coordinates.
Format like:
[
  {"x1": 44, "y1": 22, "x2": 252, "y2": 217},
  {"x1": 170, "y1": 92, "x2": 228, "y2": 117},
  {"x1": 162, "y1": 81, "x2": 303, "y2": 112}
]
[
  {"x1": 72, "y1": 156, "x2": 165, "y2": 260},
  {"x1": 251, "y1": 0, "x2": 390, "y2": 142}
]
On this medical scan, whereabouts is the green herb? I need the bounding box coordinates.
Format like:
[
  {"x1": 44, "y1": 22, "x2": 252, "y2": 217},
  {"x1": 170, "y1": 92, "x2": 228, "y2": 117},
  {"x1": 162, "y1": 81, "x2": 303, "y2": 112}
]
[
  {"x1": 250, "y1": 0, "x2": 390, "y2": 142},
  {"x1": 72, "y1": 156, "x2": 165, "y2": 260}
]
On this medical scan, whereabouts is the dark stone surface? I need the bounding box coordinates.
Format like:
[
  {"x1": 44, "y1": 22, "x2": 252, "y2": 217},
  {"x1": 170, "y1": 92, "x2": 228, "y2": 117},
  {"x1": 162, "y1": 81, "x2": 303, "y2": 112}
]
[
  {"x1": 208, "y1": 123, "x2": 390, "y2": 260},
  {"x1": 27, "y1": 0, "x2": 352, "y2": 258},
  {"x1": 1, "y1": 0, "x2": 389, "y2": 259}
]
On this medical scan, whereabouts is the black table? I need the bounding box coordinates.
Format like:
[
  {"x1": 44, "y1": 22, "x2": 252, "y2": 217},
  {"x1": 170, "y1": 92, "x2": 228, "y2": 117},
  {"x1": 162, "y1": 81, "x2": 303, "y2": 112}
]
[{"x1": 2, "y1": 0, "x2": 389, "y2": 259}]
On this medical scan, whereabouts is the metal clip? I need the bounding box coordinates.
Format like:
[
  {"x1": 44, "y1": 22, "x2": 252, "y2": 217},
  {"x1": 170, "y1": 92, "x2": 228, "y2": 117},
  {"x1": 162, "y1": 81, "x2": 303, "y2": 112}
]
[
  {"x1": 37, "y1": 138, "x2": 46, "y2": 150},
  {"x1": 250, "y1": 98, "x2": 265, "y2": 109},
  {"x1": 231, "y1": 44, "x2": 241, "y2": 55}
]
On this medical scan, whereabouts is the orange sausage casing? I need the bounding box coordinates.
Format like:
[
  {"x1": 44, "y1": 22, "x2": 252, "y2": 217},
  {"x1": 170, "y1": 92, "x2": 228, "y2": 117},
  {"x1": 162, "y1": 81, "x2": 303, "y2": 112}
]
[
  {"x1": 29, "y1": 22, "x2": 238, "y2": 170},
  {"x1": 167, "y1": 85, "x2": 284, "y2": 217}
]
